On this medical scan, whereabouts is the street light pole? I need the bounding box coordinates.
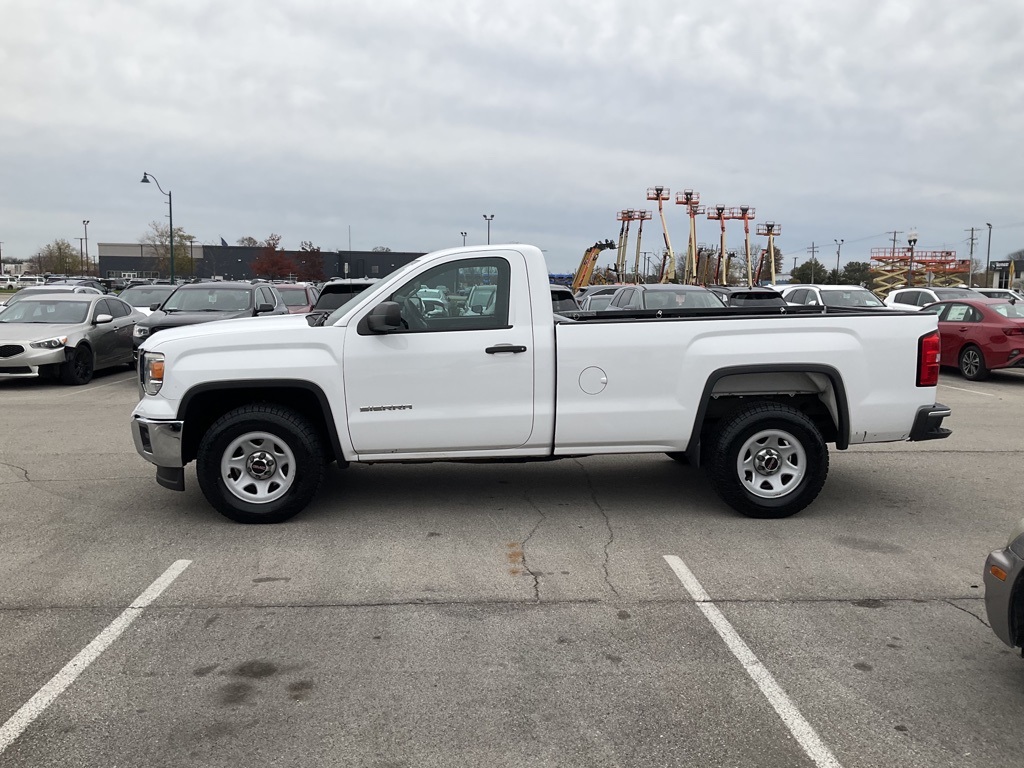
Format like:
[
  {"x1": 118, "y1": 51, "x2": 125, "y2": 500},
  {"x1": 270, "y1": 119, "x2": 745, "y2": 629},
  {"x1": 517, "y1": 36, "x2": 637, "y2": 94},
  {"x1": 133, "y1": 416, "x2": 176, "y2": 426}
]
[
  {"x1": 985, "y1": 222, "x2": 993, "y2": 288},
  {"x1": 77, "y1": 238, "x2": 85, "y2": 274},
  {"x1": 834, "y1": 239, "x2": 843, "y2": 284},
  {"x1": 907, "y1": 229, "x2": 918, "y2": 287},
  {"x1": 460, "y1": 231, "x2": 467, "y2": 246},
  {"x1": 483, "y1": 214, "x2": 494, "y2": 244},
  {"x1": 141, "y1": 172, "x2": 174, "y2": 281},
  {"x1": 82, "y1": 220, "x2": 90, "y2": 275}
]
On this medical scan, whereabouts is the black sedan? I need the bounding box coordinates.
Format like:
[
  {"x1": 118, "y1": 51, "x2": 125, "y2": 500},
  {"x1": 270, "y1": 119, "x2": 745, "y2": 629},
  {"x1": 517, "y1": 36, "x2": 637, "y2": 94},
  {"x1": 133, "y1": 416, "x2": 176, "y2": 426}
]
[{"x1": 133, "y1": 281, "x2": 289, "y2": 356}]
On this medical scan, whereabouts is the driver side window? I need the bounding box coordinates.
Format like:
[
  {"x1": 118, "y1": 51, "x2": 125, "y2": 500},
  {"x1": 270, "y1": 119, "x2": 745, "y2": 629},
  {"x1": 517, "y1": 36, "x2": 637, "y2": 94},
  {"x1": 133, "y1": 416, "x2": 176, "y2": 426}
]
[{"x1": 389, "y1": 257, "x2": 511, "y2": 332}]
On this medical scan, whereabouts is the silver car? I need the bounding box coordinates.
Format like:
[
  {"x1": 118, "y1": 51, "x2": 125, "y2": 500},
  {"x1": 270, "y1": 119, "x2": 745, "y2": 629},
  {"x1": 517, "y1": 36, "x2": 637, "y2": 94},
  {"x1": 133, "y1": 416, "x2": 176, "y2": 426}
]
[
  {"x1": 984, "y1": 517, "x2": 1024, "y2": 654},
  {"x1": 0, "y1": 294, "x2": 144, "y2": 385}
]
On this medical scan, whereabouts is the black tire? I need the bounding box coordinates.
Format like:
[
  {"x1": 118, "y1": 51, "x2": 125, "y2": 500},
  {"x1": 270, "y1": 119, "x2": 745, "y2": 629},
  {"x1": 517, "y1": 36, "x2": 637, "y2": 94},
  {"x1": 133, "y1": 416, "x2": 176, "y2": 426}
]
[
  {"x1": 665, "y1": 452, "x2": 690, "y2": 465},
  {"x1": 196, "y1": 404, "x2": 325, "y2": 524},
  {"x1": 706, "y1": 402, "x2": 828, "y2": 519},
  {"x1": 958, "y1": 345, "x2": 989, "y2": 381},
  {"x1": 60, "y1": 345, "x2": 94, "y2": 385}
]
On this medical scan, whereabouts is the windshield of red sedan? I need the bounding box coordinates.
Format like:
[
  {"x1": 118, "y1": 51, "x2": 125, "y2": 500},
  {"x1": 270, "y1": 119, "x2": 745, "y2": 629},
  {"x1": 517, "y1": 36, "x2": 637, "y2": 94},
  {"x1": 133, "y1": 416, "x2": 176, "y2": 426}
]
[
  {"x1": 0, "y1": 299, "x2": 90, "y2": 324},
  {"x1": 278, "y1": 288, "x2": 311, "y2": 307}
]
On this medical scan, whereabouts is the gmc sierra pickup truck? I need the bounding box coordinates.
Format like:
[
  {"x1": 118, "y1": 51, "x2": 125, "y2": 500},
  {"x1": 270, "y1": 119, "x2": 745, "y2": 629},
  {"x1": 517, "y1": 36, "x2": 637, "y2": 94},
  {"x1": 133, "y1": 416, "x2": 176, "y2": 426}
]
[{"x1": 131, "y1": 244, "x2": 951, "y2": 524}]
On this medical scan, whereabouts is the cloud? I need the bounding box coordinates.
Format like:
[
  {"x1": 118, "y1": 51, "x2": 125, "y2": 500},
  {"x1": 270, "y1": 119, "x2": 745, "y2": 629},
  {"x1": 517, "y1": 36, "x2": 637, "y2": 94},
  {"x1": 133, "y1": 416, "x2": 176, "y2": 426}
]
[{"x1": 0, "y1": 0, "x2": 1021, "y2": 271}]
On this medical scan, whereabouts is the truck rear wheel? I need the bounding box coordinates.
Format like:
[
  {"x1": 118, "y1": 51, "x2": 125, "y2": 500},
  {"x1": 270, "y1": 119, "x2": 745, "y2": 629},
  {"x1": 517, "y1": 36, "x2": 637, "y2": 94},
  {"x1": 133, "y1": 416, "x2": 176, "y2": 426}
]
[
  {"x1": 706, "y1": 402, "x2": 828, "y2": 519},
  {"x1": 196, "y1": 404, "x2": 325, "y2": 524}
]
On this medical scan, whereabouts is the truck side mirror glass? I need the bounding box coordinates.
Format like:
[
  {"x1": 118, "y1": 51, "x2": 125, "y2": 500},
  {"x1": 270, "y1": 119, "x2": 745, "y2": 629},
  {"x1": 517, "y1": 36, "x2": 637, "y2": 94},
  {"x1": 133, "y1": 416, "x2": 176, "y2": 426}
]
[{"x1": 367, "y1": 301, "x2": 403, "y2": 332}]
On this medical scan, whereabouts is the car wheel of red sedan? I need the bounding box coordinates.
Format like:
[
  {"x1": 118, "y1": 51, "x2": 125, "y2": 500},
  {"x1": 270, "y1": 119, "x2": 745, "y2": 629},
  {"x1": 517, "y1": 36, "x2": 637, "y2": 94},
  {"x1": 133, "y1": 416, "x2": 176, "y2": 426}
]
[{"x1": 958, "y1": 345, "x2": 989, "y2": 381}]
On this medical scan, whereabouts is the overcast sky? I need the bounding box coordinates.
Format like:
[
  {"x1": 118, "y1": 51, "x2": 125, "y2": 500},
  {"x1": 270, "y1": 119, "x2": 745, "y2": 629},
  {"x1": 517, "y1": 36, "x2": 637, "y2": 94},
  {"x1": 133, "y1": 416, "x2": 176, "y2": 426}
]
[{"x1": 2, "y1": 0, "x2": 1022, "y2": 273}]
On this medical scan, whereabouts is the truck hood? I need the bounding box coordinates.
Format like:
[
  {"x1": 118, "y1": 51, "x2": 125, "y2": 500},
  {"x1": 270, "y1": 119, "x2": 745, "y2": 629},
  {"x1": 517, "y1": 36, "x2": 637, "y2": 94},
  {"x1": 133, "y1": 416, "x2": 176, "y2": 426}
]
[
  {"x1": 140, "y1": 309, "x2": 254, "y2": 329},
  {"x1": 141, "y1": 313, "x2": 313, "y2": 351}
]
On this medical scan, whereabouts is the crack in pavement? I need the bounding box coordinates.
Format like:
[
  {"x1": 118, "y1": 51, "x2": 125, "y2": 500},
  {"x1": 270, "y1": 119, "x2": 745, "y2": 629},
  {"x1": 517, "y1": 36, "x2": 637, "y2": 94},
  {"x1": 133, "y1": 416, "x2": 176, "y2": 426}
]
[
  {"x1": 521, "y1": 499, "x2": 545, "y2": 603},
  {"x1": 0, "y1": 462, "x2": 30, "y2": 482},
  {"x1": 944, "y1": 598, "x2": 991, "y2": 628},
  {"x1": 573, "y1": 459, "x2": 619, "y2": 598}
]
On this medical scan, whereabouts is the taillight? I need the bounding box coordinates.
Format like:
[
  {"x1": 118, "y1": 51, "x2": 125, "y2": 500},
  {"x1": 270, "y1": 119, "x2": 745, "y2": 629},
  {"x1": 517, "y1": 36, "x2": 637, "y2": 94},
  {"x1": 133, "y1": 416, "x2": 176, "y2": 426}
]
[
  {"x1": 917, "y1": 330, "x2": 940, "y2": 387},
  {"x1": 1003, "y1": 326, "x2": 1024, "y2": 336}
]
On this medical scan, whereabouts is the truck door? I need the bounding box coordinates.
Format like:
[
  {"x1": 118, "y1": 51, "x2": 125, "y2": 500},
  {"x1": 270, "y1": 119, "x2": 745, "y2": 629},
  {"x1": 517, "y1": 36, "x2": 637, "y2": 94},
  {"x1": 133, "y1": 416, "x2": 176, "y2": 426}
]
[{"x1": 342, "y1": 252, "x2": 536, "y2": 454}]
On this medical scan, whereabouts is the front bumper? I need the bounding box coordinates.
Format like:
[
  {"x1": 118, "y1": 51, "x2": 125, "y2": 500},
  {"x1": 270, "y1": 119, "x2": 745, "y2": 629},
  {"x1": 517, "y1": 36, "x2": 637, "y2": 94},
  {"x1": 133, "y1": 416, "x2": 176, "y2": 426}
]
[
  {"x1": 0, "y1": 346, "x2": 67, "y2": 377},
  {"x1": 131, "y1": 416, "x2": 186, "y2": 491},
  {"x1": 907, "y1": 402, "x2": 952, "y2": 441},
  {"x1": 984, "y1": 545, "x2": 1024, "y2": 649}
]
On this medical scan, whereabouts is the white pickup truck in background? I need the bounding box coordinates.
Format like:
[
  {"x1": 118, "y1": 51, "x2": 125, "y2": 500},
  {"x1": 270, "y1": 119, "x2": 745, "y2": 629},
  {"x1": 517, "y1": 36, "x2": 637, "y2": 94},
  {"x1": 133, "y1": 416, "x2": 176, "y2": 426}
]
[{"x1": 131, "y1": 244, "x2": 951, "y2": 524}]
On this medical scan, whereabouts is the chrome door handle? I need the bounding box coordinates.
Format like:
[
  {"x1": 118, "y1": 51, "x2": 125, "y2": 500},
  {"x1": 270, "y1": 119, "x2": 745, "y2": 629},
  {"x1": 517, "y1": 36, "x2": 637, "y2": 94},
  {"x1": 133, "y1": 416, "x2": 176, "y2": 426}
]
[{"x1": 485, "y1": 344, "x2": 527, "y2": 354}]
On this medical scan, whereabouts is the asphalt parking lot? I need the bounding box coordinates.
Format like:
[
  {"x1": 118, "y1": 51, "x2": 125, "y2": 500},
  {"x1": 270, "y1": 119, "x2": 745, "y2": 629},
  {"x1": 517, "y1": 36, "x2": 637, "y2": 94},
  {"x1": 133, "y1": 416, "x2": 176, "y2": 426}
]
[{"x1": 1, "y1": 368, "x2": 1023, "y2": 767}]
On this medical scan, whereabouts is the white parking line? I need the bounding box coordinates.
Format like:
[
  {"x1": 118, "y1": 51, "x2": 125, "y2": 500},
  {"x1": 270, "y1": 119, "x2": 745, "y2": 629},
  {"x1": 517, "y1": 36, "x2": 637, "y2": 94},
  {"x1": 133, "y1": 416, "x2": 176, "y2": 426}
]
[
  {"x1": 55, "y1": 372, "x2": 136, "y2": 398},
  {"x1": 663, "y1": 555, "x2": 843, "y2": 768},
  {"x1": 939, "y1": 383, "x2": 995, "y2": 397},
  {"x1": 0, "y1": 559, "x2": 192, "y2": 755}
]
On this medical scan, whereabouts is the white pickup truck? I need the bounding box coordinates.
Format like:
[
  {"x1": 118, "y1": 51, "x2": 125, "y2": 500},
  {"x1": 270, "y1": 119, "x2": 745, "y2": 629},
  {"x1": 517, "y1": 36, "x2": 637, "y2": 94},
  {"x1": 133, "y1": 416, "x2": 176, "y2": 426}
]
[{"x1": 131, "y1": 244, "x2": 951, "y2": 524}]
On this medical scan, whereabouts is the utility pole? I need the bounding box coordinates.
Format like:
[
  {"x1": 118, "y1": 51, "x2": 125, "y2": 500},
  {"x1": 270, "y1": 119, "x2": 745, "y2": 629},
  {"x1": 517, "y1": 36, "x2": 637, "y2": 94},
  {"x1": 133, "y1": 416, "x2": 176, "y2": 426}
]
[
  {"x1": 807, "y1": 242, "x2": 819, "y2": 283},
  {"x1": 834, "y1": 239, "x2": 843, "y2": 284},
  {"x1": 985, "y1": 223, "x2": 993, "y2": 288},
  {"x1": 887, "y1": 230, "x2": 903, "y2": 285},
  {"x1": 965, "y1": 227, "x2": 978, "y2": 286}
]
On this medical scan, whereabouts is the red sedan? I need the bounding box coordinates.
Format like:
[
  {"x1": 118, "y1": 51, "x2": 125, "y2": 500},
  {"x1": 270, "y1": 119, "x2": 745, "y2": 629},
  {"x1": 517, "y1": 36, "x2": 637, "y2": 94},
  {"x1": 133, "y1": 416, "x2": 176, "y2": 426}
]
[{"x1": 927, "y1": 297, "x2": 1024, "y2": 380}]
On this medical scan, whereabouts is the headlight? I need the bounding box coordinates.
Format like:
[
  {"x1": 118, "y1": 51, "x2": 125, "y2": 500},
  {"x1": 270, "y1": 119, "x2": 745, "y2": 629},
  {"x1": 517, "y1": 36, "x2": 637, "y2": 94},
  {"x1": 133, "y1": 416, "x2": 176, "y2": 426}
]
[
  {"x1": 30, "y1": 336, "x2": 68, "y2": 350},
  {"x1": 134, "y1": 326, "x2": 150, "y2": 338},
  {"x1": 142, "y1": 352, "x2": 165, "y2": 396}
]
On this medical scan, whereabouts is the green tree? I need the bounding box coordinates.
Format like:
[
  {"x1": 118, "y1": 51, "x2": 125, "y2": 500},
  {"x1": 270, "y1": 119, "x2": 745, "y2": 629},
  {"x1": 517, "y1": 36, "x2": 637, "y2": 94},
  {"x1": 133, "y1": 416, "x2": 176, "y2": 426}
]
[
  {"x1": 236, "y1": 236, "x2": 260, "y2": 247},
  {"x1": 841, "y1": 261, "x2": 872, "y2": 286},
  {"x1": 790, "y1": 257, "x2": 827, "y2": 284}
]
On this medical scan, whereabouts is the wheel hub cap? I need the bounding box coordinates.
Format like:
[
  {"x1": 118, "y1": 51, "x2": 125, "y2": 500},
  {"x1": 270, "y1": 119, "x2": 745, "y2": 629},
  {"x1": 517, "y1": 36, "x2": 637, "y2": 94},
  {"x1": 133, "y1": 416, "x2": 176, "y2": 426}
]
[
  {"x1": 246, "y1": 451, "x2": 277, "y2": 480},
  {"x1": 753, "y1": 447, "x2": 782, "y2": 475}
]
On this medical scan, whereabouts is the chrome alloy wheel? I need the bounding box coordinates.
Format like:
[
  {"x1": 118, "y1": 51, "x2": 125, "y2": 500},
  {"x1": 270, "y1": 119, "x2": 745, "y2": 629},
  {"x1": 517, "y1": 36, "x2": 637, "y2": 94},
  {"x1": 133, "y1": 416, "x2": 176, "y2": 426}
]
[
  {"x1": 220, "y1": 431, "x2": 296, "y2": 504},
  {"x1": 737, "y1": 428, "x2": 807, "y2": 499},
  {"x1": 960, "y1": 348, "x2": 982, "y2": 378}
]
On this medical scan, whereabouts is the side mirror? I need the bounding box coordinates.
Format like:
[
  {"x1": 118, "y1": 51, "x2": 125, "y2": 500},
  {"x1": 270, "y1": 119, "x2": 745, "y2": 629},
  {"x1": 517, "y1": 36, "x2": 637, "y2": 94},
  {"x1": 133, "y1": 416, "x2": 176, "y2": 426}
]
[
  {"x1": 367, "y1": 301, "x2": 403, "y2": 332},
  {"x1": 150, "y1": 303, "x2": 162, "y2": 311},
  {"x1": 94, "y1": 313, "x2": 113, "y2": 325},
  {"x1": 255, "y1": 303, "x2": 275, "y2": 314}
]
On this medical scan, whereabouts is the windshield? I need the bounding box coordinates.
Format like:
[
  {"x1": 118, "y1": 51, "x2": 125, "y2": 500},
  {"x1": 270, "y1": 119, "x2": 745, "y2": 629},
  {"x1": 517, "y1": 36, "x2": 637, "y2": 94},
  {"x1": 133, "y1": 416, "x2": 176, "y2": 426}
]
[
  {"x1": 0, "y1": 299, "x2": 90, "y2": 324},
  {"x1": 119, "y1": 285, "x2": 176, "y2": 308},
  {"x1": 278, "y1": 287, "x2": 312, "y2": 307},
  {"x1": 586, "y1": 295, "x2": 613, "y2": 310},
  {"x1": 933, "y1": 288, "x2": 977, "y2": 300},
  {"x1": 162, "y1": 288, "x2": 252, "y2": 312},
  {"x1": 731, "y1": 292, "x2": 786, "y2": 306},
  {"x1": 821, "y1": 289, "x2": 885, "y2": 308}
]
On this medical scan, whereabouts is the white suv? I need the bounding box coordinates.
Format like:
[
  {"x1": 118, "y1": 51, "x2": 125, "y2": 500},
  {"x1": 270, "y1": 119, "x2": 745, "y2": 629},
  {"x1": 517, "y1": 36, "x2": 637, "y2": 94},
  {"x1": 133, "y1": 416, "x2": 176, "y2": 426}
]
[{"x1": 883, "y1": 286, "x2": 982, "y2": 310}]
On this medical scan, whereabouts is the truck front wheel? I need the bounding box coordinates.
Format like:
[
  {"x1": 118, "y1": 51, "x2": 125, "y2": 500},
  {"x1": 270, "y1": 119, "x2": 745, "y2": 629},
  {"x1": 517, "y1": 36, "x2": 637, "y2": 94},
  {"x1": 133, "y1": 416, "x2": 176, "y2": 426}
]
[
  {"x1": 196, "y1": 404, "x2": 325, "y2": 524},
  {"x1": 706, "y1": 403, "x2": 828, "y2": 519}
]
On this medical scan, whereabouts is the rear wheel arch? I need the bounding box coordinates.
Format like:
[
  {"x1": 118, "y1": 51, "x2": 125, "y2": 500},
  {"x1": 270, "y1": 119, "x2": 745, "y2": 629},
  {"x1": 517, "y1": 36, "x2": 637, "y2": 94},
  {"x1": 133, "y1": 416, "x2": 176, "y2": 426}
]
[
  {"x1": 685, "y1": 365, "x2": 849, "y2": 466},
  {"x1": 177, "y1": 381, "x2": 344, "y2": 465}
]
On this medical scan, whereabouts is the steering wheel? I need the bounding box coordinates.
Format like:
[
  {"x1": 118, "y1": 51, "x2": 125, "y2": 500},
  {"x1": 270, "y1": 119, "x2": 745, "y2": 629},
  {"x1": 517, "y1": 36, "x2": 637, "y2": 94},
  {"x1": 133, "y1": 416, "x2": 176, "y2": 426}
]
[{"x1": 401, "y1": 295, "x2": 427, "y2": 329}]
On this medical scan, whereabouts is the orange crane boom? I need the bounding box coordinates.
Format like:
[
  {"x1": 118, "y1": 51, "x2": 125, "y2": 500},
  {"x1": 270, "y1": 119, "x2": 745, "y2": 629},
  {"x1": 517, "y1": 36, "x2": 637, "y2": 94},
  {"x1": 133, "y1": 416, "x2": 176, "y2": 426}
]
[{"x1": 571, "y1": 240, "x2": 617, "y2": 293}]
